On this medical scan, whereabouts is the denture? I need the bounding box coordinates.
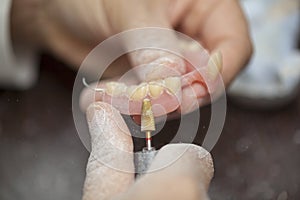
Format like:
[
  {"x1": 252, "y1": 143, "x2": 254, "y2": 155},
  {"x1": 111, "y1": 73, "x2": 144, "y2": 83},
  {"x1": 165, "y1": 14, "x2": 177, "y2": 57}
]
[
  {"x1": 80, "y1": 51, "x2": 223, "y2": 116},
  {"x1": 94, "y1": 76, "x2": 181, "y2": 116}
]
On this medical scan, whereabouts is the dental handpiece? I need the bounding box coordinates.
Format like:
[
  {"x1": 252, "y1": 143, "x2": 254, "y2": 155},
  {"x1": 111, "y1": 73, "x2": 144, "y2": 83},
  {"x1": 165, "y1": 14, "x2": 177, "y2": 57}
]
[{"x1": 134, "y1": 99, "x2": 158, "y2": 176}]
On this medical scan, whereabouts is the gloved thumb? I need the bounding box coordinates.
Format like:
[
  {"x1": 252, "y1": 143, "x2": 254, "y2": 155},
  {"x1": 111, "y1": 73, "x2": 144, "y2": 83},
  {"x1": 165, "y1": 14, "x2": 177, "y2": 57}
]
[
  {"x1": 120, "y1": 144, "x2": 214, "y2": 200},
  {"x1": 82, "y1": 102, "x2": 134, "y2": 200}
]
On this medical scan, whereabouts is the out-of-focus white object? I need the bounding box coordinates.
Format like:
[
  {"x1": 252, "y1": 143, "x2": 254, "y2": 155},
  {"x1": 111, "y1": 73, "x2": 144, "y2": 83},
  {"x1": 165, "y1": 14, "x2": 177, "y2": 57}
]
[
  {"x1": 229, "y1": 0, "x2": 300, "y2": 108},
  {"x1": 0, "y1": 0, "x2": 37, "y2": 89}
]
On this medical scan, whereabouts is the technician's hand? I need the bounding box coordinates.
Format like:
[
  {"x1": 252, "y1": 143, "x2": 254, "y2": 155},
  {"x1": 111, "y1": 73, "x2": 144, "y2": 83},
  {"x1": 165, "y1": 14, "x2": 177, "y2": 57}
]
[
  {"x1": 12, "y1": 0, "x2": 251, "y2": 115},
  {"x1": 12, "y1": 0, "x2": 251, "y2": 83},
  {"x1": 83, "y1": 101, "x2": 214, "y2": 200}
]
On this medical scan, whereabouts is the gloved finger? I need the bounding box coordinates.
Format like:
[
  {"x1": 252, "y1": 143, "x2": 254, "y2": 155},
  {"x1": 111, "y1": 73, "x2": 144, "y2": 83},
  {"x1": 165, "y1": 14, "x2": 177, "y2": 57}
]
[
  {"x1": 119, "y1": 144, "x2": 214, "y2": 200},
  {"x1": 126, "y1": 30, "x2": 210, "y2": 82},
  {"x1": 197, "y1": 0, "x2": 252, "y2": 85},
  {"x1": 129, "y1": 50, "x2": 186, "y2": 82},
  {"x1": 82, "y1": 102, "x2": 135, "y2": 200},
  {"x1": 102, "y1": 0, "x2": 187, "y2": 81}
]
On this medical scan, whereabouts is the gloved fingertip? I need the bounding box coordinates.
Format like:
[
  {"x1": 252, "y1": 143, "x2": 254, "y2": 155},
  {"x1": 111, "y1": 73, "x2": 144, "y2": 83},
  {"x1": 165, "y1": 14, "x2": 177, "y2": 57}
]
[{"x1": 86, "y1": 102, "x2": 107, "y2": 123}]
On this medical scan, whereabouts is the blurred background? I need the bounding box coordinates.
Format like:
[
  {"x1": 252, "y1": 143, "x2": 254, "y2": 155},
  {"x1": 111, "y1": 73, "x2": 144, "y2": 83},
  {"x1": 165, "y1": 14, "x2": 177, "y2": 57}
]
[{"x1": 1, "y1": 0, "x2": 300, "y2": 199}]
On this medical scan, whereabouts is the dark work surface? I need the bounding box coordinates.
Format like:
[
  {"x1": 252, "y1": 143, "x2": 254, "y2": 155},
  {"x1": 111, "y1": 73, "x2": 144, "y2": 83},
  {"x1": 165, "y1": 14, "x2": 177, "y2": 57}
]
[{"x1": 0, "y1": 55, "x2": 299, "y2": 200}]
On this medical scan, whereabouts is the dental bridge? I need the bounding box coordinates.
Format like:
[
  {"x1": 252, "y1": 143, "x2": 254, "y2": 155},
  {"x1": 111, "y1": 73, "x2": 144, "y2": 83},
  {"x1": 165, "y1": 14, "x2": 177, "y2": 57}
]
[{"x1": 83, "y1": 78, "x2": 158, "y2": 176}]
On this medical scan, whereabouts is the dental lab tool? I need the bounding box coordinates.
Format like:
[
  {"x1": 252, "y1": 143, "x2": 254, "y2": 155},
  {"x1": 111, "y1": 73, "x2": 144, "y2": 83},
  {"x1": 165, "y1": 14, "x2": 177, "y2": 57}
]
[{"x1": 134, "y1": 98, "x2": 158, "y2": 176}]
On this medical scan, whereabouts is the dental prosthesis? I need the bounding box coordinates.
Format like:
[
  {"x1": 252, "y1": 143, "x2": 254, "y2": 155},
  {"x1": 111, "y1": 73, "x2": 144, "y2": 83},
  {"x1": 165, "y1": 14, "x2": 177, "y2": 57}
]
[{"x1": 81, "y1": 51, "x2": 223, "y2": 117}]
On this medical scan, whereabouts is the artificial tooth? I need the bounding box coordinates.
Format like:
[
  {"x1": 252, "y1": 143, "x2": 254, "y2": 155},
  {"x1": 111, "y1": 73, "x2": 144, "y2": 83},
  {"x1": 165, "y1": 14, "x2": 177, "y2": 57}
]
[
  {"x1": 207, "y1": 51, "x2": 223, "y2": 80},
  {"x1": 148, "y1": 82, "x2": 164, "y2": 98},
  {"x1": 106, "y1": 82, "x2": 127, "y2": 96},
  {"x1": 164, "y1": 77, "x2": 181, "y2": 95},
  {"x1": 129, "y1": 83, "x2": 148, "y2": 100}
]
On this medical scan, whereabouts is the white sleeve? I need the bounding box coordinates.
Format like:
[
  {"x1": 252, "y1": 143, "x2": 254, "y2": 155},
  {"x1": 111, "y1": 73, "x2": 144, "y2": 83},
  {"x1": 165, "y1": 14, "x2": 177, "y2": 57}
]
[{"x1": 0, "y1": 0, "x2": 38, "y2": 89}]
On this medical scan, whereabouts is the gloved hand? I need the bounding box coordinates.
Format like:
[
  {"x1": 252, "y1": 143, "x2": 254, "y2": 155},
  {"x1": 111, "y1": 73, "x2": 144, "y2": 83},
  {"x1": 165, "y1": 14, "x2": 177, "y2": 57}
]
[
  {"x1": 12, "y1": 0, "x2": 252, "y2": 114},
  {"x1": 82, "y1": 101, "x2": 214, "y2": 200},
  {"x1": 12, "y1": 0, "x2": 252, "y2": 81}
]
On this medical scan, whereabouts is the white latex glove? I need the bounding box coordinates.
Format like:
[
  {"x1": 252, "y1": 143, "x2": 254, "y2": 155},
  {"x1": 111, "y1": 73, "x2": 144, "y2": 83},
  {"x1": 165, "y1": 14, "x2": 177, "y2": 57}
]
[{"x1": 83, "y1": 102, "x2": 214, "y2": 200}]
